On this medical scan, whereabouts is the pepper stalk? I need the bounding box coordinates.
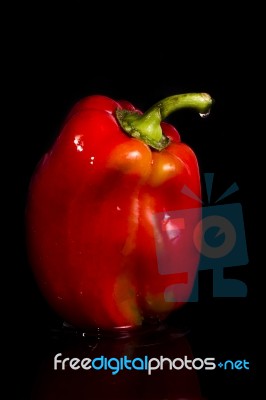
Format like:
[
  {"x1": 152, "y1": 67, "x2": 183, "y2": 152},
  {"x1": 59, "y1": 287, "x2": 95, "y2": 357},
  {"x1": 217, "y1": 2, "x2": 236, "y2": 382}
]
[{"x1": 116, "y1": 93, "x2": 213, "y2": 151}]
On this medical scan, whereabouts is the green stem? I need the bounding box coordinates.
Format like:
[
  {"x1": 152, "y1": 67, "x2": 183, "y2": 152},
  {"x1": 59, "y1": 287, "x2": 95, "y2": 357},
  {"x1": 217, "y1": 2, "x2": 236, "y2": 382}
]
[{"x1": 116, "y1": 93, "x2": 213, "y2": 151}]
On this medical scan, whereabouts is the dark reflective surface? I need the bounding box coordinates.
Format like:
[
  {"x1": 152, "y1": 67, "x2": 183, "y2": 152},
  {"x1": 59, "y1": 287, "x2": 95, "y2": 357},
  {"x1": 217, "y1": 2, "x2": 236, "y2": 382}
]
[{"x1": 30, "y1": 323, "x2": 203, "y2": 400}]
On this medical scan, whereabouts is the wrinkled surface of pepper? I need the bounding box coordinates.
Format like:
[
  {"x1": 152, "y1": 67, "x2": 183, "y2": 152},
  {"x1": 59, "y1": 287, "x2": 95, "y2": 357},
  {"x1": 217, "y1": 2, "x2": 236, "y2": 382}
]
[{"x1": 26, "y1": 93, "x2": 212, "y2": 329}]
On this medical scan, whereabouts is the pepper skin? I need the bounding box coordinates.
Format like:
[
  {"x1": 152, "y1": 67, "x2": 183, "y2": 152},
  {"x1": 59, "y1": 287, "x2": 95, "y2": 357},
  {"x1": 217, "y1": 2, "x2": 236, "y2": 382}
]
[{"x1": 26, "y1": 93, "x2": 213, "y2": 330}]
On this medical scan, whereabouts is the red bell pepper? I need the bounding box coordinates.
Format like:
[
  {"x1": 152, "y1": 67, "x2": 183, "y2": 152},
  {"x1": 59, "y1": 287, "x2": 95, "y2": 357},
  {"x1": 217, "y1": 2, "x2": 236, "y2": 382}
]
[{"x1": 26, "y1": 93, "x2": 212, "y2": 330}]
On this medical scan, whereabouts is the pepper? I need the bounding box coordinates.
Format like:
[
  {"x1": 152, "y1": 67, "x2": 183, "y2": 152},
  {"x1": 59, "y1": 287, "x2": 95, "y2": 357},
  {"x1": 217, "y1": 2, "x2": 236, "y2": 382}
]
[{"x1": 26, "y1": 93, "x2": 213, "y2": 330}]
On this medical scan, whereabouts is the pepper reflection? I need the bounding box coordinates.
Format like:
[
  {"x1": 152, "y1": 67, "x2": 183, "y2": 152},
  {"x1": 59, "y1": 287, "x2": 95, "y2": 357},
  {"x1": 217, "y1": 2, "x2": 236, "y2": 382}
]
[{"x1": 31, "y1": 323, "x2": 204, "y2": 400}]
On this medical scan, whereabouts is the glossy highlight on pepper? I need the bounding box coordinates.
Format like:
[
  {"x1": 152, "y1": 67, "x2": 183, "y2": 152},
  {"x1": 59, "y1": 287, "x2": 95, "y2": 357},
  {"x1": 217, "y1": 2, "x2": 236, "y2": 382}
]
[{"x1": 26, "y1": 93, "x2": 213, "y2": 330}]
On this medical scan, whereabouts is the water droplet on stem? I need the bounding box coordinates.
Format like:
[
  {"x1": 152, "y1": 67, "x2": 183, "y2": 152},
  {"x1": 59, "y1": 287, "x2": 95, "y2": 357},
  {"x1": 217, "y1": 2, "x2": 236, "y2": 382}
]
[{"x1": 199, "y1": 110, "x2": 211, "y2": 118}]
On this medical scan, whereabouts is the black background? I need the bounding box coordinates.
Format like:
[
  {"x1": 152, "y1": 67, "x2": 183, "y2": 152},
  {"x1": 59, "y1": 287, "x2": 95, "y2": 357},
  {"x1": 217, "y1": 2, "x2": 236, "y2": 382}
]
[{"x1": 8, "y1": 3, "x2": 259, "y2": 399}]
